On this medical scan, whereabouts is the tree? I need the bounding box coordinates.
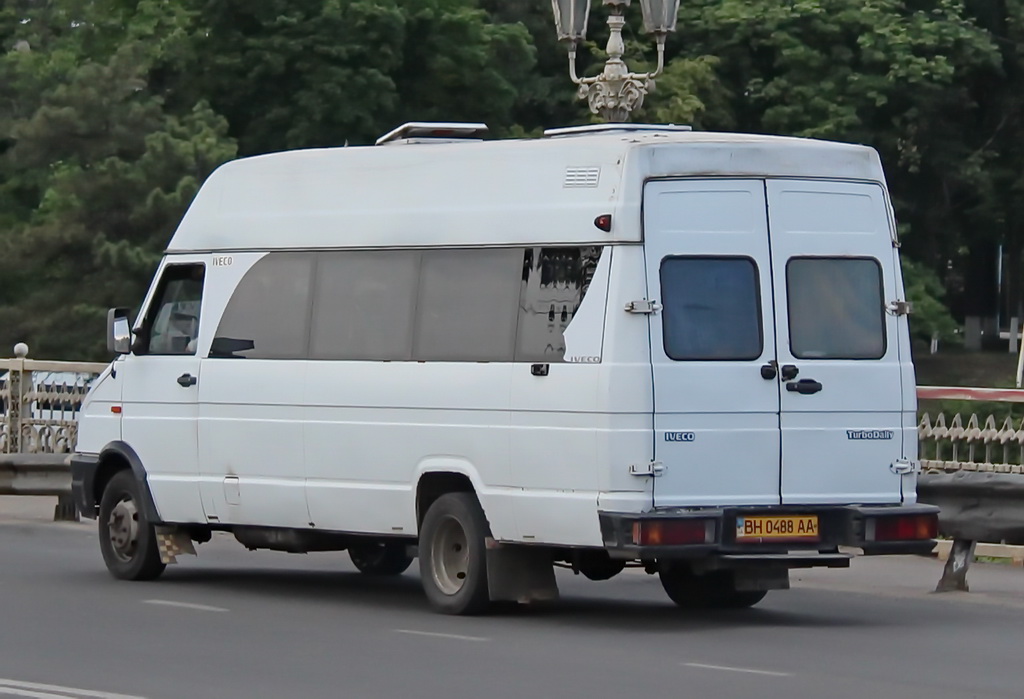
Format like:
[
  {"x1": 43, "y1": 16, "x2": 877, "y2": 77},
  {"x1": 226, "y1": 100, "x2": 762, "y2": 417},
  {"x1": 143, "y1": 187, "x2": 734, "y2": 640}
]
[
  {"x1": 2, "y1": 0, "x2": 1022, "y2": 358},
  {"x1": 649, "y1": 0, "x2": 1006, "y2": 336},
  {"x1": 0, "y1": 21, "x2": 235, "y2": 358},
  {"x1": 169, "y1": 0, "x2": 537, "y2": 154},
  {"x1": 957, "y1": 0, "x2": 1024, "y2": 326}
]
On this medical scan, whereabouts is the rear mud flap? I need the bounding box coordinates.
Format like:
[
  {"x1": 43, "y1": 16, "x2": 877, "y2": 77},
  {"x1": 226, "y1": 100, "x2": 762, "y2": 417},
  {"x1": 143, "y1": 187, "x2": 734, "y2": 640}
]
[
  {"x1": 155, "y1": 526, "x2": 197, "y2": 565},
  {"x1": 485, "y1": 538, "x2": 559, "y2": 604}
]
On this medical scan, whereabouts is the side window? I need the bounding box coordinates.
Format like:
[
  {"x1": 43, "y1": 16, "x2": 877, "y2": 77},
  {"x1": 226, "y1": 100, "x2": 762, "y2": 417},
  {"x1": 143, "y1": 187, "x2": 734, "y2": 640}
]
[
  {"x1": 788, "y1": 257, "x2": 885, "y2": 359},
  {"x1": 660, "y1": 257, "x2": 763, "y2": 361},
  {"x1": 414, "y1": 249, "x2": 521, "y2": 361},
  {"x1": 311, "y1": 251, "x2": 419, "y2": 361},
  {"x1": 144, "y1": 264, "x2": 205, "y2": 356},
  {"x1": 516, "y1": 247, "x2": 603, "y2": 362},
  {"x1": 248, "y1": 246, "x2": 606, "y2": 364},
  {"x1": 212, "y1": 253, "x2": 314, "y2": 359}
]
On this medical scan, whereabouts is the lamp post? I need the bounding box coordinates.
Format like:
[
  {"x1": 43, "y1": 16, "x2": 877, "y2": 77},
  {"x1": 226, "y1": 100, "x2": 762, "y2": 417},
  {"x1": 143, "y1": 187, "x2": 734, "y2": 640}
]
[{"x1": 551, "y1": 0, "x2": 681, "y2": 122}]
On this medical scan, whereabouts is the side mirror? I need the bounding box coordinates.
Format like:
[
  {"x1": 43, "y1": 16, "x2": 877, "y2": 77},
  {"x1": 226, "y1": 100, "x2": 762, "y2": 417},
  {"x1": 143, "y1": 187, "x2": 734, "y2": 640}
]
[{"x1": 107, "y1": 307, "x2": 132, "y2": 355}]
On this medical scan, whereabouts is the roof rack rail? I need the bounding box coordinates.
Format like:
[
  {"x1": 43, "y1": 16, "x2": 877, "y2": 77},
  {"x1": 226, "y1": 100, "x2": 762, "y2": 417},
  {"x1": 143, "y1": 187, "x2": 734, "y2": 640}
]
[
  {"x1": 375, "y1": 122, "x2": 490, "y2": 146},
  {"x1": 543, "y1": 123, "x2": 693, "y2": 137}
]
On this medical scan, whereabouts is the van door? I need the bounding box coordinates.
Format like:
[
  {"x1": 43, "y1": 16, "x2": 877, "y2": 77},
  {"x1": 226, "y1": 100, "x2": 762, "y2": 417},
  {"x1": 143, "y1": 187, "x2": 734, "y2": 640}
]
[
  {"x1": 120, "y1": 259, "x2": 207, "y2": 523},
  {"x1": 644, "y1": 180, "x2": 781, "y2": 507},
  {"x1": 766, "y1": 179, "x2": 904, "y2": 504}
]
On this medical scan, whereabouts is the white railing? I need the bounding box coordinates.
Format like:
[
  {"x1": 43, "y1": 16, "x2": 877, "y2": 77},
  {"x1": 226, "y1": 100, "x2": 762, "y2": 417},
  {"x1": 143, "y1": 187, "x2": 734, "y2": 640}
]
[
  {"x1": 4, "y1": 343, "x2": 1024, "y2": 467},
  {"x1": 917, "y1": 386, "x2": 1024, "y2": 475},
  {"x1": 0, "y1": 344, "x2": 108, "y2": 455}
]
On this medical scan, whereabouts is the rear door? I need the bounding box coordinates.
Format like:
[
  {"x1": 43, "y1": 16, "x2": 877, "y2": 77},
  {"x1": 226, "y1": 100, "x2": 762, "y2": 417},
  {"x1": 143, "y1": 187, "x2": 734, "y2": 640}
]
[
  {"x1": 766, "y1": 179, "x2": 904, "y2": 504},
  {"x1": 644, "y1": 180, "x2": 781, "y2": 507}
]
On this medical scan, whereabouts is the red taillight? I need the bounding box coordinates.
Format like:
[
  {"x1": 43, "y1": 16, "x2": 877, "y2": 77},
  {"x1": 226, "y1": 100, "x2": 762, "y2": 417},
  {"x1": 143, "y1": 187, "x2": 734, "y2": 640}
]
[
  {"x1": 594, "y1": 214, "x2": 612, "y2": 232},
  {"x1": 871, "y1": 514, "x2": 938, "y2": 542},
  {"x1": 632, "y1": 519, "x2": 712, "y2": 546}
]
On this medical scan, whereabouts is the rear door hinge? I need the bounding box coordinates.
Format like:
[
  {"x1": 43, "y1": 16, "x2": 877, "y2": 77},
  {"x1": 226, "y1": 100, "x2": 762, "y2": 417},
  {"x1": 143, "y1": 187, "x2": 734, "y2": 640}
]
[
  {"x1": 629, "y1": 460, "x2": 665, "y2": 477},
  {"x1": 890, "y1": 458, "x2": 919, "y2": 475},
  {"x1": 625, "y1": 300, "x2": 663, "y2": 314},
  {"x1": 886, "y1": 300, "x2": 913, "y2": 316}
]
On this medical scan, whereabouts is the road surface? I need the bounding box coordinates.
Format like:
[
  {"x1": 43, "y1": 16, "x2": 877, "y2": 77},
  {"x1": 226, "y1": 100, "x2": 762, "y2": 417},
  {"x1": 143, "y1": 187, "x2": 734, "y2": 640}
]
[{"x1": 2, "y1": 496, "x2": 1022, "y2": 699}]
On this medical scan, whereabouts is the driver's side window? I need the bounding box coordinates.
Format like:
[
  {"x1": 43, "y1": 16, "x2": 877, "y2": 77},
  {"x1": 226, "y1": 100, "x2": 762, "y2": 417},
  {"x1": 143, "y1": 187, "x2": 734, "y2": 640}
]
[{"x1": 141, "y1": 264, "x2": 206, "y2": 356}]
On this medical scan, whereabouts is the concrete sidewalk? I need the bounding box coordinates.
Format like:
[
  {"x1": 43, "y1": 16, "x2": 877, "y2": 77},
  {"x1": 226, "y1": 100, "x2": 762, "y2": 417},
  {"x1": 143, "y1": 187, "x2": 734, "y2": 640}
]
[
  {"x1": 794, "y1": 551, "x2": 1024, "y2": 607},
  {"x1": 0, "y1": 495, "x2": 87, "y2": 525}
]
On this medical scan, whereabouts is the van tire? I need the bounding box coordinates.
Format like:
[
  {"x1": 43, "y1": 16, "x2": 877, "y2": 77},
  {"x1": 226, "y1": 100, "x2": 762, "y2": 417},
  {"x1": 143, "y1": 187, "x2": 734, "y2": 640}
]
[
  {"x1": 348, "y1": 542, "x2": 413, "y2": 576},
  {"x1": 419, "y1": 492, "x2": 491, "y2": 615},
  {"x1": 659, "y1": 567, "x2": 767, "y2": 610},
  {"x1": 98, "y1": 470, "x2": 166, "y2": 581}
]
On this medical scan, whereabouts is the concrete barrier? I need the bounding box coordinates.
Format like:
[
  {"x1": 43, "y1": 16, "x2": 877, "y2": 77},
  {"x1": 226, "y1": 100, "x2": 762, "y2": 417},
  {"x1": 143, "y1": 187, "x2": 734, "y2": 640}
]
[{"x1": 0, "y1": 454, "x2": 76, "y2": 521}]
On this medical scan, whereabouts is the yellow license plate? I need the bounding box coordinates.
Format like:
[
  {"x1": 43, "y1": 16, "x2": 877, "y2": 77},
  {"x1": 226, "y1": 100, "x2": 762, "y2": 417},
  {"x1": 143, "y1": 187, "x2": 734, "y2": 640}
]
[{"x1": 735, "y1": 515, "x2": 819, "y2": 542}]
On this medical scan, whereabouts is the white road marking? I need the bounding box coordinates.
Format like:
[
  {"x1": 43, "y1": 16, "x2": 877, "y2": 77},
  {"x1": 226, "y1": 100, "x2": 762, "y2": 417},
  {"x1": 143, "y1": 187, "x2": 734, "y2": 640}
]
[
  {"x1": 143, "y1": 599, "x2": 228, "y2": 613},
  {"x1": 0, "y1": 678, "x2": 146, "y2": 699},
  {"x1": 394, "y1": 629, "x2": 489, "y2": 642},
  {"x1": 0, "y1": 688, "x2": 71, "y2": 699},
  {"x1": 683, "y1": 662, "x2": 792, "y2": 677}
]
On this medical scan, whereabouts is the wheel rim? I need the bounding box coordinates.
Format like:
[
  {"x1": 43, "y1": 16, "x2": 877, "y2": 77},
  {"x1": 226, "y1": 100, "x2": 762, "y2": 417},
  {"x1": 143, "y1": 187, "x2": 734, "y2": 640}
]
[
  {"x1": 107, "y1": 496, "x2": 140, "y2": 563},
  {"x1": 430, "y1": 515, "x2": 470, "y2": 596}
]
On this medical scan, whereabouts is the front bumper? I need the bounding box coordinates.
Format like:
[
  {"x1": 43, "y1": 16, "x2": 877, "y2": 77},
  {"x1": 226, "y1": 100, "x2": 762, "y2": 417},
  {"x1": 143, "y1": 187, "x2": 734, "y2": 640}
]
[
  {"x1": 599, "y1": 503, "x2": 939, "y2": 565},
  {"x1": 70, "y1": 453, "x2": 101, "y2": 519}
]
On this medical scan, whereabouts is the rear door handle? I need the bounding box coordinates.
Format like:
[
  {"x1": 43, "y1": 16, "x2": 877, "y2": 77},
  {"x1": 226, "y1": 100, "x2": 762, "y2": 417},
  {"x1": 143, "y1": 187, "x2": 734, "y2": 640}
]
[
  {"x1": 177, "y1": 373, "x2": 198, "y2": 388},
  {"x1": 786, "y1": 379, "x2": 822, "y2": 395}
]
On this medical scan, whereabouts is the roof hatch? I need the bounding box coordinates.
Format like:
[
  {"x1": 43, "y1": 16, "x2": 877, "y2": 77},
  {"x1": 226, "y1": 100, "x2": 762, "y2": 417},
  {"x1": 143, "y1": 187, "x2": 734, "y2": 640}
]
[
  {"x1": 543, "y1": 123, "x2": 692, "y2": 137},
  {"x1": 375, "y1": 122, "x2": 490, "y2": 146}
]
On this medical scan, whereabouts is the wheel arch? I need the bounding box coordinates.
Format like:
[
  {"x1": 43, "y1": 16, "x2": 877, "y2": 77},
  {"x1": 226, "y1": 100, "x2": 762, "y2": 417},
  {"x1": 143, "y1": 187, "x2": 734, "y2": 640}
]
[
  {"x1": 414, "y1": 459, "x2": 519, "y2": 539},
  {"x1": 95, "y1": 441, "x2": 162, "y2": 524},
  {"x1": 415, "y1": 469, "x2": 478, "y2": 529}
]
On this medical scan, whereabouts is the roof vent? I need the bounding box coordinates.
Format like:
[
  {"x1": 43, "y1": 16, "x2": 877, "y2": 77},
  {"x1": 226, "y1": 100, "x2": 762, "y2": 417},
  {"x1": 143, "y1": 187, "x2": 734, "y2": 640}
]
[
  {"x1": 375, "y1": 122, "x2": 489, "y2": 146},
  {"x1": 544, "y1": 124, "x2": 693, "y2": 137}
]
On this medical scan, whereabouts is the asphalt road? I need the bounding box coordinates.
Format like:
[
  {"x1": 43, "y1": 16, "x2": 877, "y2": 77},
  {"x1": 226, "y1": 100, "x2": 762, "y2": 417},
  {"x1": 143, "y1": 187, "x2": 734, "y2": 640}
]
[{"x1": 2, "y1": 498, "x2": 1024, "y2": 699}]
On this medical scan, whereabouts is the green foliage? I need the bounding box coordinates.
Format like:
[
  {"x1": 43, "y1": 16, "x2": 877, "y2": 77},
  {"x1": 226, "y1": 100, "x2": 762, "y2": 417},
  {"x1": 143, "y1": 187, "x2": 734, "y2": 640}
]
[
  {"x1": 1, "y1": 0, "x2": 1021, "y2": 362},
  {"x1": 0, "y1": 14, "x2": 237, "y2": 358},
  {"x1": 641, "y1": 55, "x2": 732, "y2": 128},
  {"x1": 171, "y1": 0, "x2": 408, "y2": 153},
  {"x1": 902, "y1": 256, "x2": 958, "y2": 342}
]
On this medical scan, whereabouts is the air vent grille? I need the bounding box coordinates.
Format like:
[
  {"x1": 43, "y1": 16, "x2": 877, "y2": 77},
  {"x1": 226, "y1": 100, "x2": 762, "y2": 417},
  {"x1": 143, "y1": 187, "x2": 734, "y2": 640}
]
[{"x1": 564, "y1": 167, "x2": 601, "y2": 188}]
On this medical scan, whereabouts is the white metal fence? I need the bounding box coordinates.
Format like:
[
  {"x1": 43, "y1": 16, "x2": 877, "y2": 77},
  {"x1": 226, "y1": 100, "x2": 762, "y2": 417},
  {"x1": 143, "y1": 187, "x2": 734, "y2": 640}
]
[
  {"x1": 0, "y1": 344, "x2": 107, "y2": 455},
  {"x1": 918, "y1": 386, "x2": 1024, "y2": 474}
]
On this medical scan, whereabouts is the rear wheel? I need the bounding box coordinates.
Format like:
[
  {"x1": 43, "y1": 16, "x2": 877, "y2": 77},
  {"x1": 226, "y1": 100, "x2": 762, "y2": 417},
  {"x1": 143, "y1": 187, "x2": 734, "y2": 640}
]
[
  {"x1": 348, "y1": 541, "x2": 413, "y2": 576},
  {"x1": 419, "y1": 492, "x2": 491, "y2": 615},
  {"x1": 659, "y1": 567, "x2": 767, "y2": 610},
  {"x1": 98, "y1": 470, "x2": 165, "y2": 581}
]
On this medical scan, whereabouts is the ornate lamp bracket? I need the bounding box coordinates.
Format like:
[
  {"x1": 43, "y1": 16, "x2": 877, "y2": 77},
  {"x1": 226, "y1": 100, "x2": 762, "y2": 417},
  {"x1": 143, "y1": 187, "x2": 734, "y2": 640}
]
[{"x1": 559, "y1": 0, "x2": 674, "y2": 122}]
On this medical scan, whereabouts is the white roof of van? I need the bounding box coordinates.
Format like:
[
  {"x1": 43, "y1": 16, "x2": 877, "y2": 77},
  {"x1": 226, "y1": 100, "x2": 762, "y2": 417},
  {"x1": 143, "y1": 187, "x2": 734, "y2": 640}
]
[{"x1": 166, "y1": 128, "x2": 888, "y2": 253}]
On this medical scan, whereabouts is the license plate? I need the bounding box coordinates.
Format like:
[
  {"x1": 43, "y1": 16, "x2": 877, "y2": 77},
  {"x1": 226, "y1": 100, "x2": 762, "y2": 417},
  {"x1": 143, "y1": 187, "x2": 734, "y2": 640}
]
[{"x1": 735, "y1": 515, "x2": 819, "y2": 542}]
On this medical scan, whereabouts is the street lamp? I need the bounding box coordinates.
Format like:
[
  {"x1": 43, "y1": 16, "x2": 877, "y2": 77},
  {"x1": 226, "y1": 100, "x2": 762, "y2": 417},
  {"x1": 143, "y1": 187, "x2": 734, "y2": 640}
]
[{"x1": 551, "y1": 0, "x2": 681, "y2": 122}]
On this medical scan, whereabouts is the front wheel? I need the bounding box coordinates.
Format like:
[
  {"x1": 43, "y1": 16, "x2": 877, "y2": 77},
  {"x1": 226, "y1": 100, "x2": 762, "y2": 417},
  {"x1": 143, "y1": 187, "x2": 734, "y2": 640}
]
[
  {"x1": 418, "y1": 492, "x2": 491, "y2": 615},
  {"x1": 98, "y1": 470, "x2": 166, "y2": 581},
  {"x1": 659, "y1": 567, "x2": 767, "y2": 610},
  {"x1": 348, "y1": 541, "x2": 413, "y2": 576}
]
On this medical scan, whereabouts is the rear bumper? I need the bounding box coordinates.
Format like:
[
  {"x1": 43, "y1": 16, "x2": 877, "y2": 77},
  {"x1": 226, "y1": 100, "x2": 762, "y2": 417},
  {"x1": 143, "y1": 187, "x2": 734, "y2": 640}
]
[{"x1": 599, "y1": 503, "x2": 939, "y2": 566}]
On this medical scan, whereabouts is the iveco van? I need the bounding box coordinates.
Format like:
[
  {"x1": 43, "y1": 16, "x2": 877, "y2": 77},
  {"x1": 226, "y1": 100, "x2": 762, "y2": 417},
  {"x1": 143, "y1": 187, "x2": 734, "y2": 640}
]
[{"x1": 71, "y1": 122, "x2": 938, "y2": 614}]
